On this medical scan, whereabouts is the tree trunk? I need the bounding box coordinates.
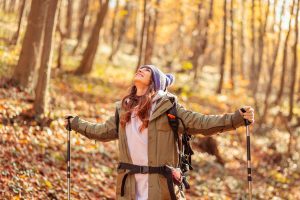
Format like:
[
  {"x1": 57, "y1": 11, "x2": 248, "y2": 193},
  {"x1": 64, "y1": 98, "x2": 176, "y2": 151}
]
[
  {"x1": 72, "y1": 0, "x2": 89, "y2": 54},
  {"x1": 109, "y1": 1, "x2": 131, "y2": 61},
  {"x1": 190, "y1": 1, "x2": 203, "y2": 76},
  {"x1": 253, "y1": 0, "x2": 270, "y2": 96},
  {"x1": 10, "y1": 0, "x2": 26, "y2": 45},
  {"x1": 148, "y1": 0, "x2": 160, "y2": 60},
  {"x1": 34, "y1": 0, "x2": 59, "y2": 116},
  {"x1": 239, "y1": 0, "x2": 246, "y2": 79},
  {"x1": 135, "y1": 0, "x2": 148, "y2": 71},
  {"x1": 191, "y1": 0, "x2": 214, "y2": 81},
  {"x1": 216, "y1": 0, "x2": 227, "y2": 94},
  {"x1": 144, "y1": 0, "x2": 161, "y2": 64},
  {"x1": 276, "y1": 0, "x2": 296, "y2": 105},
  {"x1": 56, "y1": 4, "x2": 66, "y2": 69},
  {"x1": 260, "y1": 0, "x2": 285, "y2": 125},
  {"x1": 8, "y1": 0, "x2": 16, "y2": 12},
  {"x1": 198, "y1": 0, "x2": 214, "y2": 70},
  {"x1": 130, "y1": 6, "x2": 138, "y2": 55},
  {"x1": 11, "y1": 0, "x2": 49, "y2": 92},
  {"x1": 66, "y1": 0, "x2": 72, "y2": 38},
  {"x1": 1, "y1": 0, "x2": 7, "y2": 11},
  {"x1": 75, "y1": 0, "x2": 110, "y2": 75},
  {"x1": 108, "y1": 0, "x2": 119, "y2": 61},
  {"x1": 230, "y1": 0, "x2": 235, "y2": 91},
  {"x1": 57, "y1": 26, "x2": 64, "y2": 69},
  {"x1": 144, "y1": 14, "x2": 152, "y2": 64},
  {"x1": 289, "y1": 0, "x2": 299, "y2": 119},
  {"x1": 249, "y1": 0, "x2": 256, "y2": 90},
  {"x1": 191, "y1": 9, "x2": 202, "y2": 78}
]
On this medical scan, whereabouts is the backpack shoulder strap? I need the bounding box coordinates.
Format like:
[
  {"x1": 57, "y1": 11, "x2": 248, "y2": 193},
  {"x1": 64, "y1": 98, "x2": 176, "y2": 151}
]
[
  {"x1": 166, "y1": 97, "x2": 194, "y2": 170},
  {"x1": 166, "y1": 97, "x2": 182, "y2": 165},
  {"x1": 166, "y1": 97, "x2": 179, "y2": 132},
  {"x1": 166, "y1": 97, "x2": 179, "y2": 138}
]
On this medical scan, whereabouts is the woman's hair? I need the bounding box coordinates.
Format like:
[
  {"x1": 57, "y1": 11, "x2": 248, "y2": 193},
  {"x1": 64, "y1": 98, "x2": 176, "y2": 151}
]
[{"x1": 120, "y1": 77, "x2": 156, "y2": 132}]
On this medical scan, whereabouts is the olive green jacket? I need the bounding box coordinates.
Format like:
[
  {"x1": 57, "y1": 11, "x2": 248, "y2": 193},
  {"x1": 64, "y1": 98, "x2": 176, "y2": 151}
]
[{"x1": 70, "y1": 92, "x2": 245, "y2": 200}]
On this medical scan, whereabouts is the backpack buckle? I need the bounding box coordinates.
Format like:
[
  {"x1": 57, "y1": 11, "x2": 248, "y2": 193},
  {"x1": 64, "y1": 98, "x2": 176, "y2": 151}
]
[{"x1": 139, "y1": 166, "x2": 149, "y2": 174}]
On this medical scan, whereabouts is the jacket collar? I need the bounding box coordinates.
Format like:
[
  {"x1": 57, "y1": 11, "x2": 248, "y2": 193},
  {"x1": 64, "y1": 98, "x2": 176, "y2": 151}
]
[{"x1": 149, "y1": 92, "x2": 176, "y2": 121}]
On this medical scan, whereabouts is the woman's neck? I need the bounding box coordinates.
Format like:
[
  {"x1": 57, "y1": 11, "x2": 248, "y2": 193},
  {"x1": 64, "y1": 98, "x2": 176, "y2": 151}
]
[{"x1": 136, "y1": 85, "x2": 148, "y2": 96}]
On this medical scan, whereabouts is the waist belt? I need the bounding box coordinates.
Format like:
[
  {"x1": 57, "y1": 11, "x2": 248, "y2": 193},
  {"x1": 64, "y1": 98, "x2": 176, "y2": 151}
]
[{"x1": 118, "y1": 162, "x2": 177, "y2": 200}]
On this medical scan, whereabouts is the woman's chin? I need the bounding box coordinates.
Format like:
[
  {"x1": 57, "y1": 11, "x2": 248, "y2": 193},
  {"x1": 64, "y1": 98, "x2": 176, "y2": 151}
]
[{"x1": 133, "y1": 78, "x2": 144, "y2": 84}]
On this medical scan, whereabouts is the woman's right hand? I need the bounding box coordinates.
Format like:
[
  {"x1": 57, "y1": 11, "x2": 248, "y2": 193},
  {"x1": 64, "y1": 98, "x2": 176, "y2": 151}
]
[{"x1": 65, "y1": 115, "x2": 75, "y2": 131}]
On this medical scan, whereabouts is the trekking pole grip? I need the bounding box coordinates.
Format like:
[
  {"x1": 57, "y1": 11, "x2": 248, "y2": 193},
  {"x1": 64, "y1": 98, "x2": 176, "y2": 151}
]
[
  {"x1": 66, "y1": 116, "x2": 73, "y2": 131},
  {"x1": 240, "y1": 108, "x2": 251, "y2": 126}
]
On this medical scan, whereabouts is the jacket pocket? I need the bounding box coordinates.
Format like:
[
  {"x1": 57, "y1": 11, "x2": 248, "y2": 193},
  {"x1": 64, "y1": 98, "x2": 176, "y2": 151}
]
[{"x1": 156, "y1": 115, "x2": 171, "y2": 132}]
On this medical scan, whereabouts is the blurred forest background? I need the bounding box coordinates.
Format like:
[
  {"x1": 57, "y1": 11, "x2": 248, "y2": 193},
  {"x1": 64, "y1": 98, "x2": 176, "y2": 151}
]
[{"x1": 0, "y1": 0, "x2": 300, "y2": 199}]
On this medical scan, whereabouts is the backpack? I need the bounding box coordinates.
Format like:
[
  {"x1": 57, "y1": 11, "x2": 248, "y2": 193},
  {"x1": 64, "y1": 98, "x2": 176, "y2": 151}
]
[{"x1": 115, "y1": 97, "x2": 194, "y2": 190}]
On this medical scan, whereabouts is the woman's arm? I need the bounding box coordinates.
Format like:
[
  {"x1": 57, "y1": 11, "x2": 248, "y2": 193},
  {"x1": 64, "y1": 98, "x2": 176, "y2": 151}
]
[
  {"x1": 70, "y1": 115, "x2": 118, "y2": 142},
  {"x1": 69, "y1": 102, "x2": 120, "y2": 142},
  {"x1": 176, "y1": 103, "x2": 245, "y2": 136}
]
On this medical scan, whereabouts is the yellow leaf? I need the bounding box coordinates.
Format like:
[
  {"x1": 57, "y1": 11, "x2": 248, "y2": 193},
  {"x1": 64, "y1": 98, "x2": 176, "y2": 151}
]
[
  {"x1": 12, "y1": 196, "x2": 20, "y2": 200},
  {"x1": 19, "y1": 139, "x2": 28, "y2": 144},
  {"x1": 118, "y1": 10, "x2": 128, "y2": 17},
  {"x1": 270, "y1": 170, "x2": 290, "y2": 184},
  {"x1": 182, "y1": 61, "x2": 193, "y2": 70},
  {"x1": 44, "y1": 180, "x2": 53, "y2": 189},
  {"x1": 19, "y1": 175, "x2": 26, "y2": 179}
]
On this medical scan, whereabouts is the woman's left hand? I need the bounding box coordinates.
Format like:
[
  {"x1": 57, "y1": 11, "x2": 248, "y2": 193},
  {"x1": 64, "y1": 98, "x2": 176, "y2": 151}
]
[{"x1": 239, "y1": 106, "x2": 255, "y2": 124}]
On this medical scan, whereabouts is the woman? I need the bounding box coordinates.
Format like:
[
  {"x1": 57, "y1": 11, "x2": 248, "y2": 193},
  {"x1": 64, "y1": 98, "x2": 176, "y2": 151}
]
[{"x1": 67, "y1": 65, "x2": 254, "y2": 200}]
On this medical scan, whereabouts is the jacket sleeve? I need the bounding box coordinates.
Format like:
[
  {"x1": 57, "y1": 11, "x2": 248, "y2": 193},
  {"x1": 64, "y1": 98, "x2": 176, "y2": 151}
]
[
  {"x1": 176, "y1": 103, "x2": 245, "y2": 136},
  {"x1": 70, "y1": 102, "x2": 120, "y2": 142}
]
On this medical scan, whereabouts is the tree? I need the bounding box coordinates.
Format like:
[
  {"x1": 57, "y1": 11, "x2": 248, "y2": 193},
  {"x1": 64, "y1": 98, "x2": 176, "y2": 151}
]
[
  {"x1": 108, "y1": 0, "x2": 120, "y2": 60},
  {"x1": 216, "y1": 0, "x2": 228, "y2": 94},
  {"x1": 34, "y1": 0, "x2": 59, "y2": 116},
  {"x1": 75, "y1": 0, "x2": 110, "y2": 75},
  {"x1": 239, "y1": 0, "x2": 246, "y2": 79},
  {"x1": 129, "y1": 4, "x2": 138, "y2": 55},
  {"x1": 108, "y1": 0, "x2": 131, "y2": 61},
  {"x1": 10, "y1": 0, "x2": 26, "y2": 45},
  {"x1": 72, "y1": 0, "x2": 89, "y2": 54},
  {"x1": 56, "y1": 3, "x2": 66, "y2": 69},
  {"x1": 253, "y1": 0, "x2": 270, "y2": 96},
  {"x1": 250, "y1": 0, "x2": 256, "y2": 89},
  {"x1": 144, "y1": 0, "x2": 161, "y2": 64},
  {"x1": 229, "y1": 0, "x2": 235, "y2": 91},
  {"x1": 289, "y1": 0, "x2": 299, "y2": 119},
  {"x1": 11, "y1": 0, "x2": 49, "y2": 92},
  {"x1": 276, "y1": 0, "x2": 296, "y2": 105},
  {"x1": 260, "y1": 0, "x2": 286, "y2": 125},
  {"x1": 136, "y1": 0, "x2": 148, "y2": 71},
  {"x1": 65, "y1": 0, "x2": 73, "y2": 38},
  {"x1": 190, "y1": 0, "x2": 214, "y2": 81}
]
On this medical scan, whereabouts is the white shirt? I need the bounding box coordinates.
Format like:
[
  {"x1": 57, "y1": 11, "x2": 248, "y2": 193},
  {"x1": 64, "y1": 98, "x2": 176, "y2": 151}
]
[{"x1": 125, "y1": 91, "x2": 164, "y2": 200}]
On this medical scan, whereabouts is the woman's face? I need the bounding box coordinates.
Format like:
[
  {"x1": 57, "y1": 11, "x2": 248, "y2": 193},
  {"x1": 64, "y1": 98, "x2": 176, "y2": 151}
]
[{"x1": 134, "y1": 67, "x2": 152, "y2": 86}]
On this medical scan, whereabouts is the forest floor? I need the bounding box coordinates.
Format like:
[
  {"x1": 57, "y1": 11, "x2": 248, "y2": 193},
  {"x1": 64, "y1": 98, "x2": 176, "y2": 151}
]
[
  {"x1": 1, "y1": 12, "x2": 300, "y2": 199},
  {"x1": 1, "y1": 60, "x2": 300, "y2": 199}
]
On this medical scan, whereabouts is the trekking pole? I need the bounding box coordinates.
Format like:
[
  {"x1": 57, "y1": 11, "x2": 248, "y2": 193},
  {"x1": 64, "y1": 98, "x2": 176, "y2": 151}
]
[
  {"x1": 241, "y1": 108, "x2": 252, "y2": 200},
  {"x1": 66, "y1": 116, "x2": 73, "y2": 200}
]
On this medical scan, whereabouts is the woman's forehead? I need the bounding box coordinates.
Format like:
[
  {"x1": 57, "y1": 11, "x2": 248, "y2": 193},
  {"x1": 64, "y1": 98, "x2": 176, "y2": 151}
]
[{"x1": 140, "y1": 65, "x2": 151, "y2": 70}]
